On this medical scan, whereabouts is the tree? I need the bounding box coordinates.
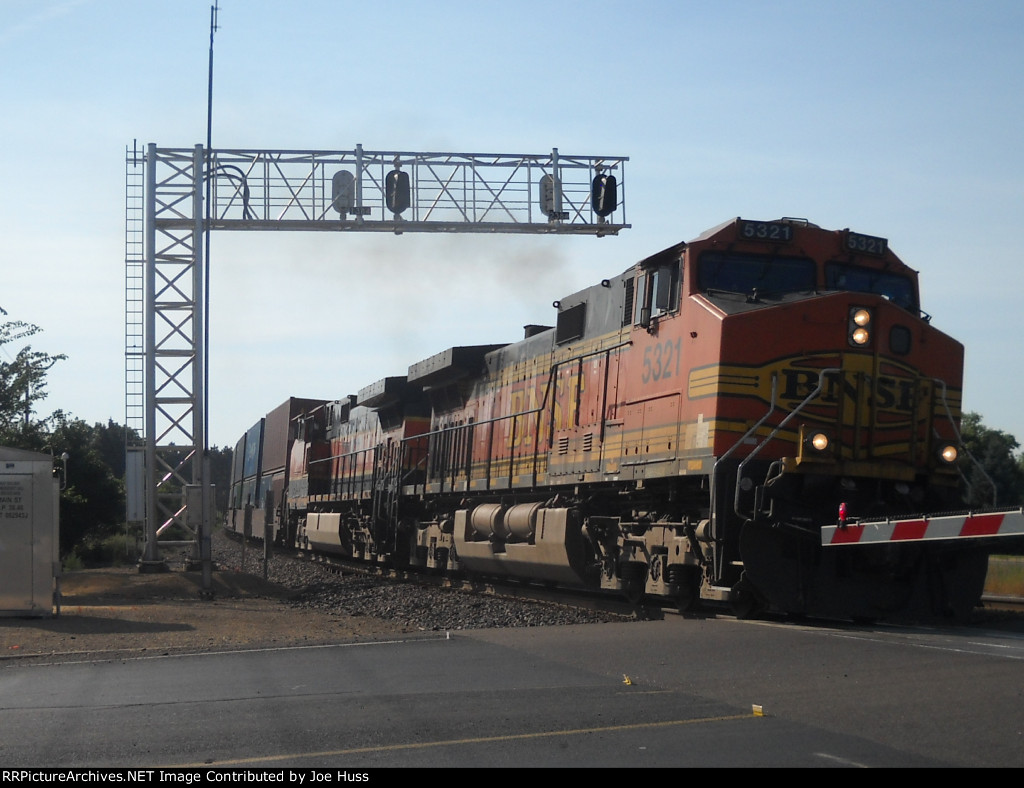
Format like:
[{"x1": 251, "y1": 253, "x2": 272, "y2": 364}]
[
  {"x1": 92, "y1": 419, "x2": 138, "y2": 479},
  {"x1": 45, "y1": 416, "x2": 126, "y2": 557},
  {"x1": 1, "y1": 311, "x2": 238, "y2": 562},
  {"x1": 206, "y1": 444, "x2": 234, "y2": 515},
  {"x1": 0, "y1": 308, "x2": 66, "y2": 445},
  {"x1": 958, "y1": 412, "x2": 1024, "y2": 508},
  {"x1": 2, "y1": 310, "x2": 126, "y2": 559}
]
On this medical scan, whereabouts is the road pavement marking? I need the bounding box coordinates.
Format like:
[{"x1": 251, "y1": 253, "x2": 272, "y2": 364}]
[
  {"x1": 814, "y1": 752, "x2": 870, "y2": 768},
  {"x1": 170, "y1": 713, "x2": 759, "y2": 767}
]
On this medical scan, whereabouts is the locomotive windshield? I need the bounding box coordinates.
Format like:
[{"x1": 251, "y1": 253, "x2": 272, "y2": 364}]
[
  {"x1": 825, "y1": 263, "x2": 918, "y2": 312},
  {"x1": 698, "y1": 251, "x2": 816, "y2": 298}
]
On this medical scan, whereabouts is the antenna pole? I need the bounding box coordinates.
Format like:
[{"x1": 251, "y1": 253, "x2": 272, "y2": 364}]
[
  {"x1": 199, "y1": 3, "x2": 219, "y2": 598},
  {"x1": 204, "y1": 2, "x2": 217, "y2": 451}
]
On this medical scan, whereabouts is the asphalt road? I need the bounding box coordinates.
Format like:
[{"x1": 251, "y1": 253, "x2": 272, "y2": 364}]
[{"x1": 2, "y1": 615, "x2": 1022, "y2": 768}]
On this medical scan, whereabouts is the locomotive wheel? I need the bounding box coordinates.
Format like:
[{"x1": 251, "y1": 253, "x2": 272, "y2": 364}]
[
  {"x1": 729, "y1": 576, "x2": 763, "y2": 619},
  {"x1": 673, "y1": 582, "x2": 697, "y2": 614},
  {"x1": 667, "y1": 565, "x2": 700, "y2": 613},
  {"x1": 619, "y1": 562, "x2": 647, "y2": 605}
]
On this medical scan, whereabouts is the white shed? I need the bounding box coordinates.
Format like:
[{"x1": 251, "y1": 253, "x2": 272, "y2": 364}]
[{"x1": 0, "y1": 447, "x2": 60, "y2": 617}]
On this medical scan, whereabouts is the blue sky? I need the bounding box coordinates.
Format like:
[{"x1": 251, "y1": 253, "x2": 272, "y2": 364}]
[{"x1": 2, "y1": 0, "x2": 1023, "y2": 450}]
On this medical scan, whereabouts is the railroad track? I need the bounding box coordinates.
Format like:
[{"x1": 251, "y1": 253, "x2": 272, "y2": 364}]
[
  {"x1": 299, "y1": 546, "x2": 645, "y2": 619},
  {"x1": 222, "y1": 532, "x2": 1023, "y2": 626}
]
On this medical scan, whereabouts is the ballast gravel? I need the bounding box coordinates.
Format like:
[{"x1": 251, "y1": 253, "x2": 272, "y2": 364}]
[{"x1": 210, "y1": 532, "x2": 628, "y2": 632}]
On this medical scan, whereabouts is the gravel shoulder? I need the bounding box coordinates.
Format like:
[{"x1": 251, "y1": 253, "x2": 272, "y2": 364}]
[{"x1": 1, "y1": 565, "x2": 404, "y2": 666}]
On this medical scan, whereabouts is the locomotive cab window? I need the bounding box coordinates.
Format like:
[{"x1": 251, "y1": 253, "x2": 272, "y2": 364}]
[
  {"x1": 698, "y1": 251, "x2": 816, "y2": 299},
  {"x1": 633, "y1": 261, "x2": 680, "y2": 326},
  {"x1": 302, "y1": 413, "x2": 325, "y2": 441},
  {"x1": 825, "y1": 263, "x2": 918, "y2": 313}
]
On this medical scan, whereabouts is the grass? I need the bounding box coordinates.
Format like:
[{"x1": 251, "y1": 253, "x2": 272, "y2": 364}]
[{"x1": 985, "y1": 555, "x2": 1024, "y2": 597}]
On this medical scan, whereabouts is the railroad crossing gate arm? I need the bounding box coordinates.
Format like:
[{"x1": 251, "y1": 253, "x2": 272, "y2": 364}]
[{"x1": 821, "y1": 509, "x2": 1024, "y2": 547}]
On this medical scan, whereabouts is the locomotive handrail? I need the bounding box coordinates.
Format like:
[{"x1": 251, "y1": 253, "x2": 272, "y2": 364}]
[
  {"x1": 933, "y1": 377, "x2": 997, "y2": 507},
  {"x1": 402, "y1": 340, "x2": 633, "y2": 444},
  {"x1": 308, "y1": 444, "x2": 377, "y2": 500},
  {"x1": 543, "y1": 339, "x2": 633, "y2": 450},
  {"x1": 732, "y1": 367, "x2": 840, "y2": 521},
  {"x1": 706, "y1": 373, "x2": 777, "y2": 580},
  {"x1": 401, "y1": 338, "x2": 634, "y2": 494},
  {"x1": 308, "y1": 446, "x2": 375, "y2": 465}
]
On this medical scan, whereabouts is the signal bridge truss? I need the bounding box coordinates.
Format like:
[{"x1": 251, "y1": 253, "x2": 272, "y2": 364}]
[
  {"x1": 165, "y1": 145, "x2": 628, "y2": 235},
  {"x1": 124, "y1": 143, "x2": 629, "y2": 568}
]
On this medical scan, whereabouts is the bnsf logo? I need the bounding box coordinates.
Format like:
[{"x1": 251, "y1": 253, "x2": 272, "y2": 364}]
[{"x1": 780, "y1": 368, "x2": 921, "y2": 415}]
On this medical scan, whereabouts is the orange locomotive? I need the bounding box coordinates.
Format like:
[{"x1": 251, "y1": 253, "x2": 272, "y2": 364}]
[{"x1": 229, "y1": 217, "x2": 1019, "y2": 621}]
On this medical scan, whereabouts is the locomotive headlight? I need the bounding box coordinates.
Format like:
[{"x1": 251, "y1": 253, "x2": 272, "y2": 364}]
[
  {"x1": 800, "y1": 427, "x2": 834, "y2": 460},
  {"x1": 938, "y1": 443, "x2": 959, "y2": 464},
  {"x1": 849, "y1": 307, "x2": 873, "y2": 347}
]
